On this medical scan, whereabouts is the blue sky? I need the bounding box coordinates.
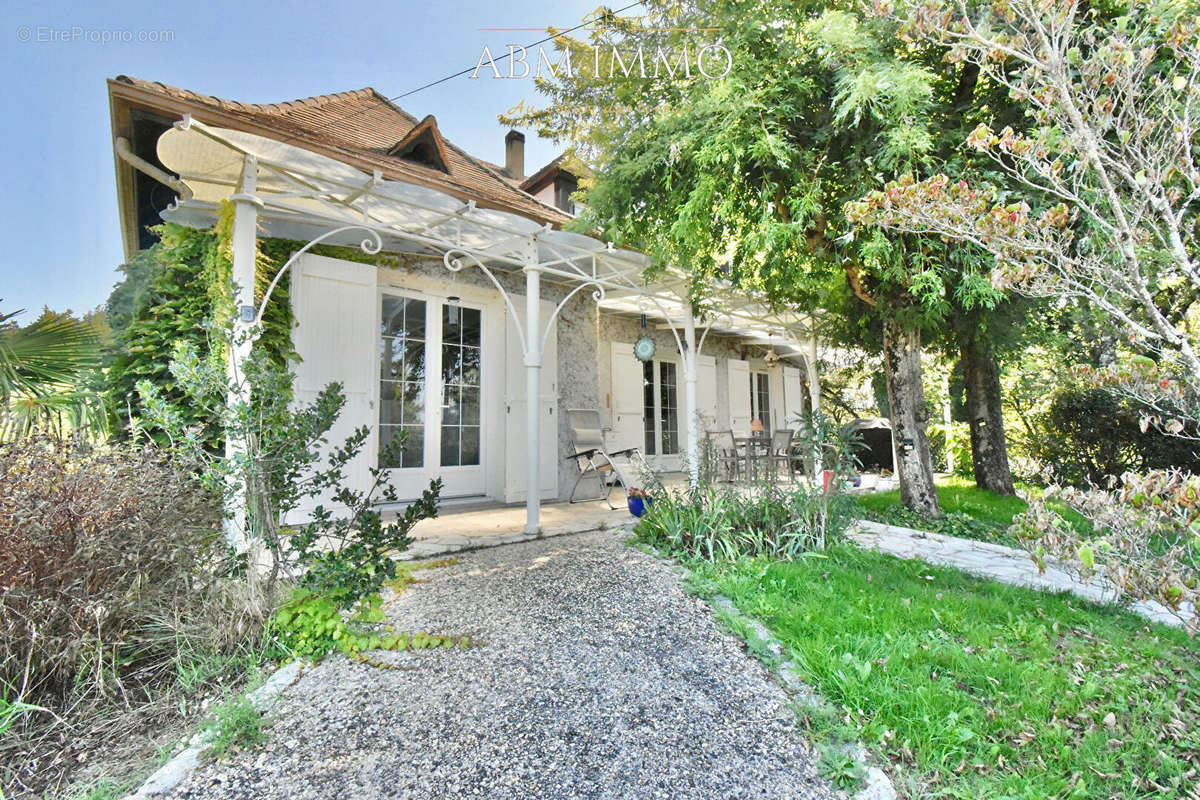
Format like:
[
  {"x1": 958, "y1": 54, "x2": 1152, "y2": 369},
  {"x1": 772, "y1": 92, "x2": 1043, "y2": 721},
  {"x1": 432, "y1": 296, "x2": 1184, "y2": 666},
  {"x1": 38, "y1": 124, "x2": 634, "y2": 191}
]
[{"x1": 0, "y1": 0, "x2": 604, "y2": 318}]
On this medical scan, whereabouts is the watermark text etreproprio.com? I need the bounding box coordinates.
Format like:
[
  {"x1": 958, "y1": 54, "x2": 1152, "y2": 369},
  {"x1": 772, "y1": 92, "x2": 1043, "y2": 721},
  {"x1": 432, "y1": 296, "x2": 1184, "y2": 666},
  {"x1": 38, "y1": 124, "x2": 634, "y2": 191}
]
[{"x1": 15, "y1": 25, "x2": 175, "y2": 44}]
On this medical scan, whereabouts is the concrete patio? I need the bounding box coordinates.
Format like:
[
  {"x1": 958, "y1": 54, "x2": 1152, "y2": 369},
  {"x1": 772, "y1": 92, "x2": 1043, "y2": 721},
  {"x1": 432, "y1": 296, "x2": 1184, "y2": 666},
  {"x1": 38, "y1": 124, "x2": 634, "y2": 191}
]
[
  {"x1": 401, "y1": 493, "x2": 634, "y2": 560},
  {"x1": 399, "y1": 471, "x2": 901, "y2": 560}
]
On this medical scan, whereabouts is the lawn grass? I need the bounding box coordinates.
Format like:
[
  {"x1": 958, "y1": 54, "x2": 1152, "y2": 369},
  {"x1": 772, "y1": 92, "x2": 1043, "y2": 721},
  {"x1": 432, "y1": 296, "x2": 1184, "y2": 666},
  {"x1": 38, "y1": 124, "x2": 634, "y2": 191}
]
[
  {"x1": 854, "y1": 476, "x2": 1090, "y2": 547},
  {"x1": 690, "y1": 546, "x2": 1200, "y2": 799},
  {"x1": 857, "y1": 475, "x2": 1030, "y2": 528}
]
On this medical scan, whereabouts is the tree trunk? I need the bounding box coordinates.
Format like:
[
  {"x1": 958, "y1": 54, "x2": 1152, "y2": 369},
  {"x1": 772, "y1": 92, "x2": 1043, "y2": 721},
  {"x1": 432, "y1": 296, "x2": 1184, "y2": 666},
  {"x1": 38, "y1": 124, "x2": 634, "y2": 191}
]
[
  {"x1": 960, "y1": 330, "x2": 1016, "y2": 495},
  {"x1": 882, "y1": 317, "x2": 941, "y2": 517}
]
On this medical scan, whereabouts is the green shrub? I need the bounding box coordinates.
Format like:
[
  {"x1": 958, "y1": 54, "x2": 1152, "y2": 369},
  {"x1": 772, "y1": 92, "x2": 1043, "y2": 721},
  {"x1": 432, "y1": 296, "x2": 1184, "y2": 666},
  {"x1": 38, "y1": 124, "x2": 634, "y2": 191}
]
[
  {"x1": 1031, "y1": 388, "x2": 1200, "y2": 486},
  {"x1": 637, "y1": 413, "x2": 862, "y2": 562},
  {"x1": 635, "y1": 483, "x2": 856, "y2": 562},
  {"x1": 201, "y1": 695, "x2": 270, "y2": 761},
  {"x1": 137, "y1": 338, "x2": 442, "y2": 613},
  {"x1": 288, "y1": 444, "x2": 441, "y2": 609}
]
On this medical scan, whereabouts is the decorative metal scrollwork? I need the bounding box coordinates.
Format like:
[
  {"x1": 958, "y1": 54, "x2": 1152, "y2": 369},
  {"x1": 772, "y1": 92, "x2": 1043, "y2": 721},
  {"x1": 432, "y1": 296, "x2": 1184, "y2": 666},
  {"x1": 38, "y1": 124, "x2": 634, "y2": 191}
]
[
  {"x1": 442, "y1": 248, "x2": 528, "y2": 353},
  {"x1": 254, "y1": 225, "x2": 384, "y2": 328}
]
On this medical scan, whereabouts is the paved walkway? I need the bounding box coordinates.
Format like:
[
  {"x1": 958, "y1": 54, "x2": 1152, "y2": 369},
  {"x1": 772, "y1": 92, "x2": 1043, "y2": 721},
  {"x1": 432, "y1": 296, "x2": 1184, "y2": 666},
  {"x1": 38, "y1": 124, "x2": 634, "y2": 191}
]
[
  {"x1": 165, "y1": 531, "x2": 839, "y2": 800},
  {"x1": 849, "y1": 519, "x2": 1196, "y2": 629}
]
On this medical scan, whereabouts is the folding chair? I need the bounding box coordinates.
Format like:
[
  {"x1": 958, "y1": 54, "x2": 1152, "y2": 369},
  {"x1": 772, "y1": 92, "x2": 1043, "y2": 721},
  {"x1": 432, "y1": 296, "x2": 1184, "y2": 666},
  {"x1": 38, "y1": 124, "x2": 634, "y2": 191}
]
[{"x1": 565, "y1": 409, "x2": 643, "y2": 508}]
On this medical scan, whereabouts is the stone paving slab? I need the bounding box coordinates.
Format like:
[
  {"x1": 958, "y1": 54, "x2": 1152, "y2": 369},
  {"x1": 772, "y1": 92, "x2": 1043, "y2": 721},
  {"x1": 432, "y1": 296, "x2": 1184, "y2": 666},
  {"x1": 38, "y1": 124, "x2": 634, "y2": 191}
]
[{"x1": 848, "y1": 519, "x2": 1196, "y2": 629}]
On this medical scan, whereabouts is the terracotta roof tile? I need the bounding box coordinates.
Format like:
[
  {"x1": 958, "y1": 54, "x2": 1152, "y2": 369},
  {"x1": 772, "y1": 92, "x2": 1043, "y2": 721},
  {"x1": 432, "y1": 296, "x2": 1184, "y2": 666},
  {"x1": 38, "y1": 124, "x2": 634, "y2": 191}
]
[{"x1": 112, "y1": 75, "x2": 570, "y2": 225}]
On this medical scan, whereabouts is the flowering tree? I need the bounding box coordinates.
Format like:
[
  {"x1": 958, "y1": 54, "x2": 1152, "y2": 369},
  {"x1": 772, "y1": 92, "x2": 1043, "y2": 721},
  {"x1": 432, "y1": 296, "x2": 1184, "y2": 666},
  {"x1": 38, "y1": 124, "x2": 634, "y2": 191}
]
[{"x1": 848, "y1": 0, "x2": 1200, "y2": 428}]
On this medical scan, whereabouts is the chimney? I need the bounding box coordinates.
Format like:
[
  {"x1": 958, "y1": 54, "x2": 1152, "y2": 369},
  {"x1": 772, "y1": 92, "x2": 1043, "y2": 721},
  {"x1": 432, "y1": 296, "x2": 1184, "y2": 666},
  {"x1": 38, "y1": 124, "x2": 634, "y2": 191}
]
[{"x1": 505, "y1": 130, "x2": 525, "y2": 180}]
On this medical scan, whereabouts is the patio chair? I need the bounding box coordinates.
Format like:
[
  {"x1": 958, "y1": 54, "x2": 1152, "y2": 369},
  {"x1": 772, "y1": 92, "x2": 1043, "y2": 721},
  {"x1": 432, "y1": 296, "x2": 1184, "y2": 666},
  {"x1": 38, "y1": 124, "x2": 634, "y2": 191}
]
[
  {"x1": 767, "y1": 428, "x2": 797, "y2": 481},
  {"x1": 565, "y1": 409, "x2": 642, "y2": 508},
  {"x1": 710, "y1": 430, "x2": 744, "y2": 482}
]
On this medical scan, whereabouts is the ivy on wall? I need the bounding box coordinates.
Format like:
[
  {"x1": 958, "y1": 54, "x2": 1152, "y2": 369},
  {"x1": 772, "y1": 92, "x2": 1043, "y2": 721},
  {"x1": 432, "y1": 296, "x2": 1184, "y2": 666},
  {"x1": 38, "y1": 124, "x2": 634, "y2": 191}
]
[
  {"x1": 105, "y1": 203, "x2": 402, "y2": 442},
  {"x1": 106, "y1": 218, "x2": 233, "y2": 438}
]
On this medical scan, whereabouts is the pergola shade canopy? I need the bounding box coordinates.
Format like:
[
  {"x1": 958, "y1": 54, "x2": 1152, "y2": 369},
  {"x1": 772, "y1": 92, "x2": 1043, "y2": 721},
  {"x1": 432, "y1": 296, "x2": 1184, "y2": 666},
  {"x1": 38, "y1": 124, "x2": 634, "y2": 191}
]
[
  {"x1": 156, "y1": 119, "x2": 815, "y2": 345},
  {"x1": 154, "y1": 117, "x2": 822, "y2": 537},
  {"x1": 158, "y1": 119, "x2": 647, "y2": 280}
]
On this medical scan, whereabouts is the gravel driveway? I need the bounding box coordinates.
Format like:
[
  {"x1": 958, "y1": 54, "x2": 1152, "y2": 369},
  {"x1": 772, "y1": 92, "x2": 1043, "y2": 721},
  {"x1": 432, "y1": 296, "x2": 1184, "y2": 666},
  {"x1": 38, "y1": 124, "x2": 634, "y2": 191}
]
[{"x1": 168, "y1": 529, "x2": 837, "y2": 799}]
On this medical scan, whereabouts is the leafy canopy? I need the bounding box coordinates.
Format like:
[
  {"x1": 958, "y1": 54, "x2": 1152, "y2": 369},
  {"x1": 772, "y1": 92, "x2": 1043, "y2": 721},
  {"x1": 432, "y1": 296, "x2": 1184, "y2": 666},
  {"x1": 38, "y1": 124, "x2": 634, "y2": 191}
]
[{"x1": 509, "y1": 0, "x2": 1008, "y2": 331}]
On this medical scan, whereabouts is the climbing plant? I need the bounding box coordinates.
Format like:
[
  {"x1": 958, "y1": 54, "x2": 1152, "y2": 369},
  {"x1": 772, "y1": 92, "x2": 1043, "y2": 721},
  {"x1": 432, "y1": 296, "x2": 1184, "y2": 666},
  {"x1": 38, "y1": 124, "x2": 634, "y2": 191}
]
[{"x1": 105, "y1": 204, "x2": 403, "y2": 446}]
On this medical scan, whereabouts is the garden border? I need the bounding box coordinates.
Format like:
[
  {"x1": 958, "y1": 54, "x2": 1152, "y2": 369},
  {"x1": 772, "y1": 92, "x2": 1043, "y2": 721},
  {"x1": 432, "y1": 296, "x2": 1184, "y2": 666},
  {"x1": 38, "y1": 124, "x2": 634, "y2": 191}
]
[
  {"x1": 635, "y1": 539, "x2": 898, "y2": 800},
  {"x1": 123, "y1": 659, "x2": 308, "y2": 800},
  {"x1": 706, "y1": 594, "x2": 898, "y2": 800}
]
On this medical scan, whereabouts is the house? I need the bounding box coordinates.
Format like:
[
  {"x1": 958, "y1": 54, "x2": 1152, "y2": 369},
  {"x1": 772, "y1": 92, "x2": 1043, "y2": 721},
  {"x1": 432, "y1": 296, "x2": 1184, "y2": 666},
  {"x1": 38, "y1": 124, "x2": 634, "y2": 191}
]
[{"x1": 106, "y1": 76, "x2": 821, "y2": 532}]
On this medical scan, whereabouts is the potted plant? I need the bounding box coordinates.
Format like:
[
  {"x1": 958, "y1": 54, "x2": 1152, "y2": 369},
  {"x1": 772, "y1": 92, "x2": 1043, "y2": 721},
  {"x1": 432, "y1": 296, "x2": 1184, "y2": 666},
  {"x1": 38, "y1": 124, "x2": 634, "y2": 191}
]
[{"x1": 627, "y1": 487, "x2": 654, "y2": 518}]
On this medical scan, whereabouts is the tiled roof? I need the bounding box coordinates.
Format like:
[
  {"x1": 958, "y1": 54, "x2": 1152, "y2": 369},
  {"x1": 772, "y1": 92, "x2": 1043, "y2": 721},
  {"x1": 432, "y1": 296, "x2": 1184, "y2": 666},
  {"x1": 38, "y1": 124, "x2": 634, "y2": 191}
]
[
  {"x1": 110, "y1": 76, "x2": 571, "y2": 225},
  {"x1": 521, "y1": 153, "x2": 593, "y2": 193}
]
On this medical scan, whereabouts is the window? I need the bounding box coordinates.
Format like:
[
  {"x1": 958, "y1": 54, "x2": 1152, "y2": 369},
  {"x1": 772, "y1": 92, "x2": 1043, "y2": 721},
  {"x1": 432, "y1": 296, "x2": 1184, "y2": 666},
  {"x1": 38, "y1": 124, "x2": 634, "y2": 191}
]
[
  {"x1": 379, "y1": 296, "x2": 427, "y2": 468},
  {"x1": 440, "y1": 303, "x2": 482, "y2": 467},
  {"x1": 554, "y1": 176, "x2": 578, "y2": 215},
  {"x1": 751, "y1": 372, "x2": 771, "y2": 432},
  {"x1": 387, "y1": 119, "x2": 451, "y2": 173}
]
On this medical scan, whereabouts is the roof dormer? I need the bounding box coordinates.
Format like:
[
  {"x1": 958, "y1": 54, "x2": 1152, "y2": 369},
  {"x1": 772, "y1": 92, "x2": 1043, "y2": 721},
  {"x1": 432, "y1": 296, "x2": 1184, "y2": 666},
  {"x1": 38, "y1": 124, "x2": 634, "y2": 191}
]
[{"x1": 387, "y1": 114, "x2": 451, "y2": 173}]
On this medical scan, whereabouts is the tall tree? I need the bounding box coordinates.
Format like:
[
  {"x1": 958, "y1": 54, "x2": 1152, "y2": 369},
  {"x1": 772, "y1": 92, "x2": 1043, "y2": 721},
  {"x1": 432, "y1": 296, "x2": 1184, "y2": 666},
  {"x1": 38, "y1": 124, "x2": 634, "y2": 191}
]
[
  {"x1": 951, "y1": 298, "x2": 1017, "y2": 493},
  {"x1": 511, "y1": 0, "x2": 1028, "y2": 513},
  {"x1": 852, "y1": 0, "x2": 1200, "y2": 433}
]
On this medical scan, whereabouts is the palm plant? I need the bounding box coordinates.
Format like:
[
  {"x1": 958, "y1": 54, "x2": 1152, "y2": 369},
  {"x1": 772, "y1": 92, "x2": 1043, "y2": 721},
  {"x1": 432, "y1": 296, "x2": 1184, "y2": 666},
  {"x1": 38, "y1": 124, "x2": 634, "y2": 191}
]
[{"x1": 0, "y1": 304, "x2": 103, "y2": 439}]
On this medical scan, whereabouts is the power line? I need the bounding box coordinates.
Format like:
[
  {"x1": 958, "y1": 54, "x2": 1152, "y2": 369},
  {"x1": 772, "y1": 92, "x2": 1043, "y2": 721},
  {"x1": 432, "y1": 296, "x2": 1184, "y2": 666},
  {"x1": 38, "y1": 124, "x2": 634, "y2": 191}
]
[
  {"x1": 189, "y1": 4, "x2": 647, "y2": 192},
  {"x1": 255, "y1": 2, "x2": 645, "y2": 153},
  {"x1": 392, "y1": 1, "x2": 644, "y2": 101}
]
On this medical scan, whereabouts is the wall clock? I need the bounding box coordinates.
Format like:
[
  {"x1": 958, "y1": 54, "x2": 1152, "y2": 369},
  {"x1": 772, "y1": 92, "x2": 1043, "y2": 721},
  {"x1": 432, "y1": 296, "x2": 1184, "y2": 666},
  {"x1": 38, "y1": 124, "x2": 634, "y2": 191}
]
[{"x1": 633, "y1": 335, "x2": 657, "y2": 362}]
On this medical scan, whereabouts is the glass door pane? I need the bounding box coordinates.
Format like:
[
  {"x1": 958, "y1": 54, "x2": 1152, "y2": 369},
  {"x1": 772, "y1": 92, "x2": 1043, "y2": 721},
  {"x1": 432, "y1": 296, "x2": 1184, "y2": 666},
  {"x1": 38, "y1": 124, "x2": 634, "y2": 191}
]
[
  {"x1": 659, "y1": 362, "x2": 679, "y2": 455},
  {"x1": 440, "y1": 303, "x2": 482, "y2": 467},
  {"x1": 642, "y1": 360, "x2": 656, "y2": 455},
  {"x1": 752, "y1": 372, "x2": 771, "y2": 432},
  {"x1": 379, "y1": 295, "x2": 427, "y2": 468}
]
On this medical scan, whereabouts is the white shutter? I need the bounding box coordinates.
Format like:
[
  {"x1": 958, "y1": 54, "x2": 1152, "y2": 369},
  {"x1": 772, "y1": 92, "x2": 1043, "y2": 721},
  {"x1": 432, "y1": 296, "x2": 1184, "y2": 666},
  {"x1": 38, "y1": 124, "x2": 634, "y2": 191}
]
[
  {"x1": 610, "y1": 342, "x2": 644, "y2": 452},
  {"x1": 504, "y1": 299, "x2": 559, "y2": 503},
  {"x1": 696, "y1": 354, "x2": 718, "y2": 433},
  {"x1": 288, "y1": 254, "x2": 377, "y2": 520},
  {"x1": 727, "y1": 358, "x2": 752, "y2": 434},
  {"x1": 768, "y1": 369, "x2": 785, "y2": 432},
  {"x1": 782, "y1": 366, "x2": 805, "y2": 429}
]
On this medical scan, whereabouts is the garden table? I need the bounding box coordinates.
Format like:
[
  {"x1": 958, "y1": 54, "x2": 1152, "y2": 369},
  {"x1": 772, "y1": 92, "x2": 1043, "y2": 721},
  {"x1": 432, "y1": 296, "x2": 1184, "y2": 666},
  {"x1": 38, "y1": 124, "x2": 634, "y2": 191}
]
[{"x1": 733, "y1": 435, "x2": 772, "y2": 482}]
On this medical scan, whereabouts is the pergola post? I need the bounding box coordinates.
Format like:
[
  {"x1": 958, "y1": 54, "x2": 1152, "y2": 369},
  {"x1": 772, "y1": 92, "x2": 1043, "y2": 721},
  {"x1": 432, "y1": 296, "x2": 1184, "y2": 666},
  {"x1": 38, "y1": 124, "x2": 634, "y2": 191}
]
[
  {"x1": 226, "y1": 155, "x2": 259, "y2": 552},
  {"x1": 523, "y1": 242, "x2": 542, "y2": 535},
  {"x1": 683, "y1": 305, "x2": 701, "y2": 491},
  {"x1": 807, "y1": 321, "x2": 821, "y2": 418}
]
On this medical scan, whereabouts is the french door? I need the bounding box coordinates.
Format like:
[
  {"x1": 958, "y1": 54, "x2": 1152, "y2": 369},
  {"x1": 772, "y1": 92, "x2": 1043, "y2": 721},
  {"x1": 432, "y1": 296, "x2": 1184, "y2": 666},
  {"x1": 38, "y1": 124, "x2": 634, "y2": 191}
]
[
  {"x1": 640, "y1": 358, "x2": 682, "y2": 468},
  {"x1": 750, "y1": 371, "x2": 772, "y2": 432},
  {"x1": 378, "y1": 291, "x2": 486, "y2": 498}
]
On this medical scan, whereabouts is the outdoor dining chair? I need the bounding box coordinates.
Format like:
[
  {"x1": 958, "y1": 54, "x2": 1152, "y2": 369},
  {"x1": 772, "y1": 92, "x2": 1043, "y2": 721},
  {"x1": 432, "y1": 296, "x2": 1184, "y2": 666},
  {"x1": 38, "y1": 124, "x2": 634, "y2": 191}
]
[
  {"x1": 565, "y1": 409, "x2": 642, "y2": 508},
  {"x1": 767, "y1": 428, "x2": 797, "y2": 481},
  {"x1": 711, "y1": 429, "x2": 744, "y2": 482}
]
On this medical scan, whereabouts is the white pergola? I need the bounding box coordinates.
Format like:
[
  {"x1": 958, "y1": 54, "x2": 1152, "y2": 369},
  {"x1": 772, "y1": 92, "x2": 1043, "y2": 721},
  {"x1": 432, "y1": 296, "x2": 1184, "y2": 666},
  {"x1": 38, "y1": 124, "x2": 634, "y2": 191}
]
[{"x1": 155, "y1": 117, "x2": 822, "y2": 538}]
